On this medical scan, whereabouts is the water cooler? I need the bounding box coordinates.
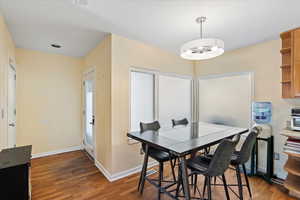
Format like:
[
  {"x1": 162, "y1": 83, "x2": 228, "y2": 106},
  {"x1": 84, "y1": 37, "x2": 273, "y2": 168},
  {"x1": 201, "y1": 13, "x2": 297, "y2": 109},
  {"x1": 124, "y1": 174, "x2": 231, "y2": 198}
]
[{"x1": 250, "y1": 102, "x2": 274, "y2": 182}]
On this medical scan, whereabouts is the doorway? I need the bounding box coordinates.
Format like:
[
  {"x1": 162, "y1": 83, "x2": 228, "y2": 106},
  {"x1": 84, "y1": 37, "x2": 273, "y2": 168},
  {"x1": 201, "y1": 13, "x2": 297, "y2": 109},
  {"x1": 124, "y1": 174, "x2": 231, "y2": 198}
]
[
  {"x1": 83, "y1": 69, "x2": 95, "y2": 158},
  {"x1": 7, "y1": 62, "x2": 16, "y2": 148}
]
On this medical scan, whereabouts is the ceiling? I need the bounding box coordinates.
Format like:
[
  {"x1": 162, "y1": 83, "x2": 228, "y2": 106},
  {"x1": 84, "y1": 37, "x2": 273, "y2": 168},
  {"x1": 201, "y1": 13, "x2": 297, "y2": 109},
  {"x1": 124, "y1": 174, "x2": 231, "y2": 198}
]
[{"x1": 0, "y1": 0, "x2": 300, "y2": 57}]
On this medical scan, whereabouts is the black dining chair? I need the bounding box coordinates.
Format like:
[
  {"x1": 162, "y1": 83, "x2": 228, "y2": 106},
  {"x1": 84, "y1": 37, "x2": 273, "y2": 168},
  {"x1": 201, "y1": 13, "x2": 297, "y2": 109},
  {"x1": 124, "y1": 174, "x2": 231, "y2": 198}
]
[
  {"x1": 172, "y1": 118, "x2": 189, "y2": 127},
  {"x1": 181, "y1": 135, "x2": 240, "y2": 200},
  {"x1": 203, "y1": 129, "x2": 259, "y2": 200},
  {"x1": 229, "y1": 128, "x2": 259, "y2": 200},
  {"x1": 138, "y1": 121, "x2": 177, "y2": 200}
]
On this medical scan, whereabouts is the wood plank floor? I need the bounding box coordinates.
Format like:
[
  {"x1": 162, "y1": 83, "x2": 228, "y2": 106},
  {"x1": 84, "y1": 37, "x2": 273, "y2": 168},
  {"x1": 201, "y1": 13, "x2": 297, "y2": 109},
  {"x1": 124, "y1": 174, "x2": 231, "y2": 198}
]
[{"x1": 31, "y1": 150, "x2": 295, "y2": 200}]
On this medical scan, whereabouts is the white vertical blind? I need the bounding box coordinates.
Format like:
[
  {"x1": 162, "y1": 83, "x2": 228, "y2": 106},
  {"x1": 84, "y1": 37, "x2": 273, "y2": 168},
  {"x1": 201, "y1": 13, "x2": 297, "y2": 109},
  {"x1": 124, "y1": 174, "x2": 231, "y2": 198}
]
[
  {"x1": 158, "y1": 75, "x2": 192, "y2": 128},
  {"x1": 198, "y1": 72, "x2": 253, "y2": 129},
  {"x1": 130, "y1": 71, "x2": 155, "y2": 131}
]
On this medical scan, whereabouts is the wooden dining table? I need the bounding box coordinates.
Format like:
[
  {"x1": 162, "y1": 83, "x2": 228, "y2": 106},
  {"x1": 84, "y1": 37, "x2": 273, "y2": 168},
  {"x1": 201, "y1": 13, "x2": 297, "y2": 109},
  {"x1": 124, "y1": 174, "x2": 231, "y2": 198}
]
[{"x1": 127, "y1": 122, "x2": 248, "y2": 200}]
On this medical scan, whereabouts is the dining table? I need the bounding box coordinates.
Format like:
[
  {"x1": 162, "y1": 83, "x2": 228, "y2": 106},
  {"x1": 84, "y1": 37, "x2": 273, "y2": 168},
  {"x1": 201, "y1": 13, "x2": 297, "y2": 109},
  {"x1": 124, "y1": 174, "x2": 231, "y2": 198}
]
[{"x1": 127, "y1": 121, "x2": 249, "y2": 200}]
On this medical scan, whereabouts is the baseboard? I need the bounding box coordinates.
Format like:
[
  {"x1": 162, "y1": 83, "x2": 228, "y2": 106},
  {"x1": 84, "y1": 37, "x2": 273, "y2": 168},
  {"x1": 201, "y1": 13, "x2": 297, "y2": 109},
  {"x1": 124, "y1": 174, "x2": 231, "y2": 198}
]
[
  {"x1": 94, "y1": 160, "x2": 113, "y2": 181},
  {"x1": 95, "y1": 160, "x2": 158, "y2": 182},
  {"x1": 31, "y1": 146, "x2": 83, "y2": 159}
]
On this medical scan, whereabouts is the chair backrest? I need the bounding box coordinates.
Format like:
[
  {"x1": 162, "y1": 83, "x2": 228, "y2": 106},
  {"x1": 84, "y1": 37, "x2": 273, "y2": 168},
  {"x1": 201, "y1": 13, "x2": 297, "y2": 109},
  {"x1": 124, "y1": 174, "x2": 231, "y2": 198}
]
[
  {"x1": 236, "y1": 129, "x2": 259, "y2": 164},
  {"x1": 232, "y1": 134, "x2": 241, "y2": 144},
  {"x1": 140, "y1": 121, "x2": 161, "y2": 152},
  {"x1": 205, "y1": 137, "x2": 238, "y2": 177},
  {"x1": 140, "y1": 121, "x2": 161, "y2": 132},
  {"x1": 172, "y1": 118, "x2": 189, "y2": 127}
]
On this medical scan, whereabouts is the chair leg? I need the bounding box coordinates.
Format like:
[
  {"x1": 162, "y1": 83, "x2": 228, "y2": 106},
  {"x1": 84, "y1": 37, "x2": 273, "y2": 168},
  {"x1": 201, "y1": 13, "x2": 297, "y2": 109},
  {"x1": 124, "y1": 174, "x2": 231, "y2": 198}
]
[
  {"x1": 193, "y1": 174, "x2": 198, "y2": 194},
  {"x1": 205, "y1": 147, "x2": 210, "y2": 155},
  {"x1": 174, "y1": 157, "x2": 177, "y2": 166},
  {"x1": 158, "y1": 162, "x2": 163, "y2": 200},
  {"x1": 207, "y1": 176, "x2": 212, "y2": 200},
  {"x1": 170, "y1": 159, "x2": 176, "y2": 182},
  {"x1": 175, "y1": 167, "x2": 182, "y2": 197},
  {"x1": 236, "y1": 166, "x2": 244, "y2": 200},
  {"x1": 203, "y1": 176, "x2": 207, "y2": 197},
  {"x1": 242, "y1": 164, "x2": 252, "y2": 198},
  {"x1": 214, "y1": 176, "x2": 217, "y2": 185},
  {"x1": 139, "y1": 145, "x2": 149, "y2": 194},
  {"x1": 222, "y1": 174, "x2": 230, "y2": 200}
]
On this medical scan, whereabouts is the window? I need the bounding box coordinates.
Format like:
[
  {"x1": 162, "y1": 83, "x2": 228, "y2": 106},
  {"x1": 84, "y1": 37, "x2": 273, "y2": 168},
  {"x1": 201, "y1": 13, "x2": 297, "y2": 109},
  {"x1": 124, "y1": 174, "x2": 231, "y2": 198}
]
[
  {"x1": 130, "y1": 68, "x2": 193, "y2": 131},
  {"x1": 158, "y1": 75, "x2": 192, "y2": 128},
  {"x1": 130, "y1": 71, "x2": 155, "y2": 131},
  {"x1": 198, "y1": 72, "x2": 253, "y2": 128}
]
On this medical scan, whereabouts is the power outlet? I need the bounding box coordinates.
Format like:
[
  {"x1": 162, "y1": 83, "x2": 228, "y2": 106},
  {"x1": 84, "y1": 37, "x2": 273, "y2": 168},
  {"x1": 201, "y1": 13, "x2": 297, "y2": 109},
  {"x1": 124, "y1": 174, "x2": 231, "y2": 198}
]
[{"x1": 274, "y1": 152, "x2": 280, "y2": 160}]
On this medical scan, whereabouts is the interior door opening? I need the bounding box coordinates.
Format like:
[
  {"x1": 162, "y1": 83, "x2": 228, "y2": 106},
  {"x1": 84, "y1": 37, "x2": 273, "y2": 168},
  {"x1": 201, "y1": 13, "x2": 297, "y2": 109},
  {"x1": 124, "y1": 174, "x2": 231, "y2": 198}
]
[
  {"x1": 7, "y1": 63, "x2": 16, "y2": 148},
  {"x1": 83, "y1": 70, "x2": 95, "y2": 158}
]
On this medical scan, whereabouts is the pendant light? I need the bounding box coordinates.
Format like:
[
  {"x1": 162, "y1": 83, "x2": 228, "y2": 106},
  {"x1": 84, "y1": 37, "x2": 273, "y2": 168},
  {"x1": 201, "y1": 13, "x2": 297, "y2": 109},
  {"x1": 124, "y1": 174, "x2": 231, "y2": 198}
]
[{"x1": 180, "y1": 16, "x2": 224, "y2": 60}]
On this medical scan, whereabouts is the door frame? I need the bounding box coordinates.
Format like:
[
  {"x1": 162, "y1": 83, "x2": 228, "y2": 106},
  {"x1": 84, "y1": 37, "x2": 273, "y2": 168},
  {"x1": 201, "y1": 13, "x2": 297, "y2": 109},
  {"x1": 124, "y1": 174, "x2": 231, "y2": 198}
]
[
  {"x1": 7, "y1": 61, "x2": 17, "y2": 148},
  {"x1": 82, "y1": 67, "x2": 96, "y2": 158}
]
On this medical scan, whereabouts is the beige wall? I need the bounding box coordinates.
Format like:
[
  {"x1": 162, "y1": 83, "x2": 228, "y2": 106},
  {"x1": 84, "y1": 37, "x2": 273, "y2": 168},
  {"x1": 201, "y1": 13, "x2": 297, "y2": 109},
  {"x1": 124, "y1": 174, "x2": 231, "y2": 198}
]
[
  {"x1": 16, "y1": 48, "x2": 83, "y2": 154},
  {"x1": 110, "y1": 34, "x2": 193, "y2": 174},
  {"x1": 195, "y1": 39, "x2": 300, "y2": 178},
  {"x1": 84, "y1": 35, "x2": 112, "y2": 171},
  {"x1": 0, "y1": 14, "x2": 16, "y2": 149}
]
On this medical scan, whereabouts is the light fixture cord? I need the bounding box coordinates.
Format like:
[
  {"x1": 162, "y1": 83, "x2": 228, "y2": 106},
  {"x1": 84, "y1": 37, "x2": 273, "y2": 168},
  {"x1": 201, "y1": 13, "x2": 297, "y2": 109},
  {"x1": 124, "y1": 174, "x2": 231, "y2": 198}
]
[{"x1": 200, "y1": 19, "x2": 203, "y2": 39}]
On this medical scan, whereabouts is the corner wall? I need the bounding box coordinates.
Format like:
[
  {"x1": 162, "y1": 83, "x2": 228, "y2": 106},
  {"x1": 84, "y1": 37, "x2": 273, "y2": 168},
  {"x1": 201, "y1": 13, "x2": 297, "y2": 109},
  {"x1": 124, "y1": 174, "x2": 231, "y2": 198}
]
[
  {"x1": 84, "y1": 34, "x2": 112, "y2": 172},
  {"x1": 110, "y1": 34, "x2": 193, "y2": 174},
  {"x1": 195, "y1": 39, "x2": 300, "y2": 178}
]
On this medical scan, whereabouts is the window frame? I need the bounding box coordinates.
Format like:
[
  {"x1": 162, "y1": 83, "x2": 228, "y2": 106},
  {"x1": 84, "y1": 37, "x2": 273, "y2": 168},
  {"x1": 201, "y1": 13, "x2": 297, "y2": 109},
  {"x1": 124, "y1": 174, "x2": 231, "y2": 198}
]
[
  {"x1": 129, "y1": 67, "x2": 195, "y2": 133},
  {"x1": 129, "y1": 67, "x2": 158, "y2": 133}
]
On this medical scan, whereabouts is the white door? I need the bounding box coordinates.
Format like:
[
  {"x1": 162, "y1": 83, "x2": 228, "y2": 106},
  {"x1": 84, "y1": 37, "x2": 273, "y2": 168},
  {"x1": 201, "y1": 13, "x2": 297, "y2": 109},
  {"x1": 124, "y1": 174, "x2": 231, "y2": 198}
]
[
  {"x1": 83, "y1": 71, "x2": 95, "y2": 158},
  {"x1": 7, "y1": 64, "x2": 16, "y2": 148}
]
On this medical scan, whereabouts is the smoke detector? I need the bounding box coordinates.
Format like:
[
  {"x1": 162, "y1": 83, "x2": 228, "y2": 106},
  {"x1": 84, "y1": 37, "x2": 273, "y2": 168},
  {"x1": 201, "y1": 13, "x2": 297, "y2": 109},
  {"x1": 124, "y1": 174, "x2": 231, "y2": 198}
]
[{"x1": 73, "y1": 0, "x2": 89, "y2": 7}]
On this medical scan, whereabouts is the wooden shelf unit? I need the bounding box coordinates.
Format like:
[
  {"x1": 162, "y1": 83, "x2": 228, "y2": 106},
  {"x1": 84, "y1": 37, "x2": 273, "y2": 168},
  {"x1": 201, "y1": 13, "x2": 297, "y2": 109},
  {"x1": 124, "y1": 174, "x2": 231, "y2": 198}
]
[
  {"x1": 284, "y1": 157, "x2": 300, "y2": 176},
  {"x1": 281, "y1": 64, "x2": 291, "y2": 68},
  {"x1": 282, "y1": 130, "x2": 300, "y2": 198},
  {"x1": 280, "y1": 28, "x2": 300, "y2": 98},
  {"x1": 281, "y1": 47, "x2": 291, "y2": 54},
  {"x1": 284, "y1": 174, "x2": 300, "y2": 198}
]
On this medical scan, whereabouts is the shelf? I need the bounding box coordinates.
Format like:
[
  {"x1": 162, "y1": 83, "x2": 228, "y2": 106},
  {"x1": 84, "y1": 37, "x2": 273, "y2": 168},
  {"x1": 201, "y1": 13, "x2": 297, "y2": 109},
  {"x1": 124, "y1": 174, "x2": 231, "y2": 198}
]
[
  {"x1": 281, "y1": 80, "x2": 291, "y2": 84},
  {"x1": 281, "y1": 31, "x2": 292, "y2": 39},
  {"x1": 284, "y1": 174, "x2": 300, "y2": 197},
  {"x1": 285, "y1": 151, "x2": 300, "y2": 158},
  {"x1": 284, "y1": 157, "x2": 300, "y2": 176},
  {"x1": 281, "y1": 64, "x2": 291, "y2": 68},
  {"x1": 281, "y1": 48, "x2": 291, "y2": 54},
  {"x1": 281, "y1": 129, "x2": 300, "y2": 138}
]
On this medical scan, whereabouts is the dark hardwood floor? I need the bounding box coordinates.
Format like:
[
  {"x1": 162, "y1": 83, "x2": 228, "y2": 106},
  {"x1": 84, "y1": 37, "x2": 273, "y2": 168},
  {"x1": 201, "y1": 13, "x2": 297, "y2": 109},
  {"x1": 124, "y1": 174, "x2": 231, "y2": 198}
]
[{"x1": 31, "y1": 150, "x2": 294, "y2": 200}]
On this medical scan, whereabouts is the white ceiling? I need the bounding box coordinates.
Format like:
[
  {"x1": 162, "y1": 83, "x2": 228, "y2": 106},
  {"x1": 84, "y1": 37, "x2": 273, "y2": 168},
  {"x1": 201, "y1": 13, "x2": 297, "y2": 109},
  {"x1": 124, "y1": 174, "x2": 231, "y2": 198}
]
[{"x1": 1, "y1": 0, "x2": 300, "y2": 57}]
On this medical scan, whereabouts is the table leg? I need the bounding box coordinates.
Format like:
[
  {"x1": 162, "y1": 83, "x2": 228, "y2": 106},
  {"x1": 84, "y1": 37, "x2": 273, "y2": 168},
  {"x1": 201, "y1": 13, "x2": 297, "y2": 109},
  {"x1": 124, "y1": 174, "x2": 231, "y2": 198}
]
[
  {"x1": 179, "y1": 156, "x2": 191, "y2": 200},
  {"x1": 139, "y1": 144, "x2": 149, "y2": 194}
]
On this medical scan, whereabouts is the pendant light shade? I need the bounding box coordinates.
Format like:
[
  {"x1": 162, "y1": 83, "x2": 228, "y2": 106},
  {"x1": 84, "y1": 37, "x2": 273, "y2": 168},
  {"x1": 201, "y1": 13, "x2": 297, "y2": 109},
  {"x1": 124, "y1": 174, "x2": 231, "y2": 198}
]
[{"x1": 180, "y1": 17, "x2": 224, "y2": 60}]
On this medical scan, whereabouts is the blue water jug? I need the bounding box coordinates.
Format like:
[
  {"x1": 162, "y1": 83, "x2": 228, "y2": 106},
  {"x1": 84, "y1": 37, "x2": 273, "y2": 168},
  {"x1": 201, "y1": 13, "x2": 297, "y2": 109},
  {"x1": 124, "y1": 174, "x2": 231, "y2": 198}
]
[{"x1": 252, "y1": 102, "x2": 272, "y2": 124}]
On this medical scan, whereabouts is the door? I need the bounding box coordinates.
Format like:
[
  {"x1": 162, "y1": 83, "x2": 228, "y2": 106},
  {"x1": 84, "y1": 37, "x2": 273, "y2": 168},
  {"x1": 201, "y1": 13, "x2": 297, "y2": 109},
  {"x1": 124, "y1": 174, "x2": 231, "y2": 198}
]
[
  {"x1": 7, "y1": 64, "x2": 16, "y2": 148},
  {"x1": 83, "y1": 70, "x2": 95, "y2": 158}
]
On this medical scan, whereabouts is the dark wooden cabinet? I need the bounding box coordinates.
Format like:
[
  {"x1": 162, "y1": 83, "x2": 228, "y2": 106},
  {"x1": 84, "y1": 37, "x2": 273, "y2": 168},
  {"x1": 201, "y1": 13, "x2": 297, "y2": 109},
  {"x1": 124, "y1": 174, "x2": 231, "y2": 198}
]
[{"x1": 0, "y1": 145, "x2": 32, "y2": 200}]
